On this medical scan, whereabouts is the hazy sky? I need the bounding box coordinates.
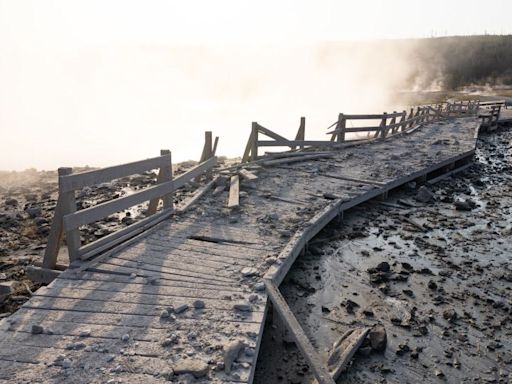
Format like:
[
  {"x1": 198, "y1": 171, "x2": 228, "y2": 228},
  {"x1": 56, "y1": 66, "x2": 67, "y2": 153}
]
[{"x1": 1, "y1": 0, "x2": 511, "y2": 170}]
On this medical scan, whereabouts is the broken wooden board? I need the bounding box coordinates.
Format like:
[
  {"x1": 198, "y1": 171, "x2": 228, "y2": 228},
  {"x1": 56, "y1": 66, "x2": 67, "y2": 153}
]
[{"x1": 228, "y1": 175, "x2": 240, "y2": 208}]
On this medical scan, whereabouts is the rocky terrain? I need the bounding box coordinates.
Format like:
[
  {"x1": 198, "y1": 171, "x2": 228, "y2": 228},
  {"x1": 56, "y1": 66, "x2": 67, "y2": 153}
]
[
  {"x1": 255, "y1": 125, "x2": 512, "y2": 383},
  {"x1": 0, "y1": 160, "x2": 214, "y2": 317}
]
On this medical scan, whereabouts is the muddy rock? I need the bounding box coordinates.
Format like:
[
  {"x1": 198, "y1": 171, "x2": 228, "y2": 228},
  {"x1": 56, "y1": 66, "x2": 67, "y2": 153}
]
[
  {"x1": 415, "y1": 186, "x2": 435, "y2": 203},
  {"x1": 224, "y1": 340, "x2": 246, "y2": 374},
  {"x1": 368, "y1": 325, "x2": 387, "y2": 352},
  {"x1": 173, "y1": 359, "x2": 209, "y2": 378}
]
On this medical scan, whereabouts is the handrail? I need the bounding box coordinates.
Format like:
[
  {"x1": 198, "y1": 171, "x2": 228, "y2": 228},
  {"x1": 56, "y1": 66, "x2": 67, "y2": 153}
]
[
  {"x1": 241, "y1": 99, "x2": 480, "y2": 162},
  {"x1": 40, "y1": 134, "x2": 218, "y2": 272}
]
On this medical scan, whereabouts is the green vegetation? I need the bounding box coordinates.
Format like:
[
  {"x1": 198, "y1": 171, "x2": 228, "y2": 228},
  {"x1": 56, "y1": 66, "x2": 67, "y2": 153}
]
[{"x1": 406, "y1": 35, "x2": 512, "y2": 90}]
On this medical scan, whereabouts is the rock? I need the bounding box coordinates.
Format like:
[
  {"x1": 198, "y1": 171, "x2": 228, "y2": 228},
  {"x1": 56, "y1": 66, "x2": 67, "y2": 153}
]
[
  {"x1": 454, "y1": 198, "x2": 477, "y2": 211},
  {"x1": 343, "y1": 299, "x2": 360, "y2": 314},
  {"x1": 193, "y1": 300, "x2": 205, "y2": 309},
  {"x1": 368, "y1": 325, "x2": 387, "y2": 352},
  {"x1": 233, "y1": 302, "x2": 252, "y2": 312},
  {"x1": 160, "y1": 309, "x2": 170, "y2": 318},
  {"x1": 375, "y1": 262, "x2": 390, "y2": 273},
  {"x1": 79, "y1": 329, "x2": 91, "y2": 337},
  {"x1": 4, "y1": 198, "x2": 18, "y2": 207},
  {"x1": 173, "y1": 359, "x2": 209, "y2": 378},
  {"x1": 31, "y1": 324, "x2": 44, "y2": 335},
  {"x1": 396, "y1": 343, "x2": 410, "y2": 356},
  {"x1": 61, "y1": 358, "x2": 72, "y2": 369},
  {"x1": 241, "y1": 267, "x2": 259, "y2": 277},
  {"x1": 415, "y1": 186, "x2": 435, "y2": 203},
  {"x1": 254, "y1": 281, "x2": 265, "y2": 291},
  {"x1": 25, "y1": 206, "x2": 42, "y2": 218},
  {"x1": 0, "y1": 281, "x2": 15, "y2": 302},
  {"x1": 443, "y1": 308, "x2": 457, "y2": 323},
  {"x1": 121, "y1": 334, "x2": 130, "y2": 342},
  {"x1": 174, "y1": 304, "x2": 189, "y2": 314},
  {"x1": 224, "y1": 340, "x2": 246, "y2": 374}
]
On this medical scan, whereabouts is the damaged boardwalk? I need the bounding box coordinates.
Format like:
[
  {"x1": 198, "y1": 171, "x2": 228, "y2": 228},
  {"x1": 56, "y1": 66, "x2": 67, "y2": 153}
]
[{"x1": 0, "y1": 107, "x2": 483, "y2": 382}]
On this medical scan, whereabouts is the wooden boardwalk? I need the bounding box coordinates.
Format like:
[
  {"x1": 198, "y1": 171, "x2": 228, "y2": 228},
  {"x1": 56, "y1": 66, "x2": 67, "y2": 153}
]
[{"x1": 0, "y1": 116, "x2": 480, "y2": 383}]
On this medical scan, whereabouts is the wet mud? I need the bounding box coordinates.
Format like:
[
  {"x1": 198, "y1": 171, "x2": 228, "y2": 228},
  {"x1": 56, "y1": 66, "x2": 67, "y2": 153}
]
[{"x1": 255, "y1": 126, "x2": 512, "y2": 383}]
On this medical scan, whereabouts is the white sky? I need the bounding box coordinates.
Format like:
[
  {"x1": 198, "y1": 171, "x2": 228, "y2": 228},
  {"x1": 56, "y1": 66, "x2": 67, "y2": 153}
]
[
  {"x1": 1, "y1": 0, "x2": 511, "y2": 47},
  {"x1": 1, "y1": 0, "x2": 511, "y2": 170}
]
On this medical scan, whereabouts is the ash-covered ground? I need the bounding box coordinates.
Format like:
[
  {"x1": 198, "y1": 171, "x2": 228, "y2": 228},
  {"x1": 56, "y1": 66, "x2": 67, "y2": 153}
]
[{"x1": 255, "y1": 126, "x2": 512, "y2": 383}]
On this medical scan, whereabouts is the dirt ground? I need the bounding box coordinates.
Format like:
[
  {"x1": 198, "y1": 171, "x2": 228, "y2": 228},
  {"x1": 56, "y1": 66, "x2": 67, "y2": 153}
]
[{"x1": 254, "y1": 125, "x2": 512, "y2": 383}]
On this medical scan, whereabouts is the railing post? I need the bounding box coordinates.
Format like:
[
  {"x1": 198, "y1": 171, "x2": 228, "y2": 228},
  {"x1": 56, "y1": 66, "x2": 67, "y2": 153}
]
[
  {"x1": 42, "y1": 167, "x2": 72, "y2": 269},
  {"x1": 336, "y1": 113, "x2": 346, "y2": 142},
  {"x1": 61, "y1": 168, "x2": 81, "y2": 263},
  {"x1": 379, "y1": 112, "x2": 388, "y2": 138},
  {"x1": 251, "y1": 122, "x2": 258, "y2": 162},
  {"x1": 399, "y1": 110, "x2": 406, "y2": 132},
  {"x1": 148, "y1": 149, "x2": 173, "y2": 214},
  {"x1": 160, "y1": 149, "x2": 174, "y2": 210},
  {"x1": 407, "y1": 108, "x2": 414, "y2": 128},
  {"x1": 389, "y1": 111, "x2": 397, "y2": 133},
  {"x1": 295, "y1": 117, "x2": 306, "y2": 148}
]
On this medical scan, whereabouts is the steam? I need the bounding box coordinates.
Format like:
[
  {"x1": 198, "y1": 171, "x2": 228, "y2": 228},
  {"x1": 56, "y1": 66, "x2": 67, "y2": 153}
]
[{"x1": 1, "y1": 41, "x2": 421, "y2": 170}]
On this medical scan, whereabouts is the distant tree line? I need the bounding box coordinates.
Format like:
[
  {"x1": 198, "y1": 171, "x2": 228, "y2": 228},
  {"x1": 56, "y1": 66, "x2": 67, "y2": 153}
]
[{"x1": 405, "y1": 35, "x2": 512, "y2": 90}]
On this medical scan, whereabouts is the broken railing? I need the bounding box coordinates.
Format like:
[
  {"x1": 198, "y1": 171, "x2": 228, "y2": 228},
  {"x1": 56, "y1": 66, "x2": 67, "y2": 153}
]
[
  {"x1": 242, "y1": 100, "x2": 480, "y2": 163},
  {"x1": 29, "y1": 132, "x2": 218, "y2": 283}
]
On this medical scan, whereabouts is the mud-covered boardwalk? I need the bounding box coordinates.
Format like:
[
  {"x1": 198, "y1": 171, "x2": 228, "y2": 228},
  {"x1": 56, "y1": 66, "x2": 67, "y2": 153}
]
[{"x1": 0, "y1": 117, "x2": 479, "y2": 383}]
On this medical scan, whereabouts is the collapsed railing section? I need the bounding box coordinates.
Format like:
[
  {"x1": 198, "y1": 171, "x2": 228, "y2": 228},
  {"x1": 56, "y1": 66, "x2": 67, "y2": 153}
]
[
  {"x1": 29, "y1": 133, "x2": 218, "y2": 283},
  {"x1": 242, "y1": 100, "x2": 480, "y2": 163}
]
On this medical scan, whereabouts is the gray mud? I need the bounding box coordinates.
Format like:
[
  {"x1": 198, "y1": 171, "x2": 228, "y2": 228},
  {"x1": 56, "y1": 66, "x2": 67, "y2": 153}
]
[{"x1": 255, "y1": 127, "x2": 512, "y2": 383}]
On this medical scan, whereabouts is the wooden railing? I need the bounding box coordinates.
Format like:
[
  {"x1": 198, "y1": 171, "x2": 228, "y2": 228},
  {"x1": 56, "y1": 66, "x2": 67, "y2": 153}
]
[
  {"x1": 479, "y1": 105, "x2": 502, "y2": 131},
  {"x1": 242, "y1": 100, "x2": 479, "y2": 162},
  {"x1": 30, "y1": 133, "x2": 218, "y2": 282}
]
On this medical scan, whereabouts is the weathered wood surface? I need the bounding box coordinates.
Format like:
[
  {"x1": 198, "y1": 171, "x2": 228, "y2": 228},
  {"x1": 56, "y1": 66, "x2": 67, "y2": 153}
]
[{"x1": 0, "y1": 117, "x2": 479, "y2": 383}]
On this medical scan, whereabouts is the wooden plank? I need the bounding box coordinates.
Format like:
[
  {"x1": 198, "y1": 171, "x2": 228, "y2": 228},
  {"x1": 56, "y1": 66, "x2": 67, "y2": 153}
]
[
  {"x1": 256, "y1": 123, "x2": 290, "y2": 142},
  {"x1": 12, "y1": 306, "x2": 262, "y2": 330},
  {"x1": 109, "y1": 251, "x2": 252, "y2": 279},
  {"x1": 60, "y1": 270, "x2": 241, "y2": 291},
  {"x1": 142, "y1": 236, "x2": 265, "y2": 257},
  {"x1": 228, "y1": 175, "x2": 240, "y2": 208},
  {"x1": 88, "y1": 261, "x2": 236, "y2": 284},
  {"x1": 239, "y1": 169, "x2": 258, "y2": 181},
  {"x1": 102, "y1": 254, "x2": 236, "y2": 280},
  {"x1": 59, "y1": 154, "x2": 172, "y2": 193},
  {"x1": 173, "y1": 156, "x2": 217, "y2": 190},
  {"x1": 26, "y1": 266, "x2": 62, "y2": 284},
  {"x1": 261, "y1": 153, "x2": 333, "y2": 166},
  {"x1": 257, "y1": 140, "x2": 339, "y2": 147},
  {"x1": 64, "y1": 180, "x2": 175, "y2": 231},
  {"x1": 4, "y1": 314, "x2": 259, "y2": 342},
  {"x1": 327, "y1": 125, "x2": 381, "y2": 134},
  {"x1": 265, "y1": 281, "x2": 335, "y2": 384},
  {"x1": 33, "y1": 286, "x2": 264, "y2": 312},
  {"x1": 22, "y1": 296, "x2": 266, "y2": 323},
  {"x1": 78, "y1": 208, "x2": 172, "y2": 260},
  {"x1": 322, "y1": 328, "x2": 371, "y2": 382},
  {"x1": 342, "y1": 111, "x2": 404, "y2": 119}
]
